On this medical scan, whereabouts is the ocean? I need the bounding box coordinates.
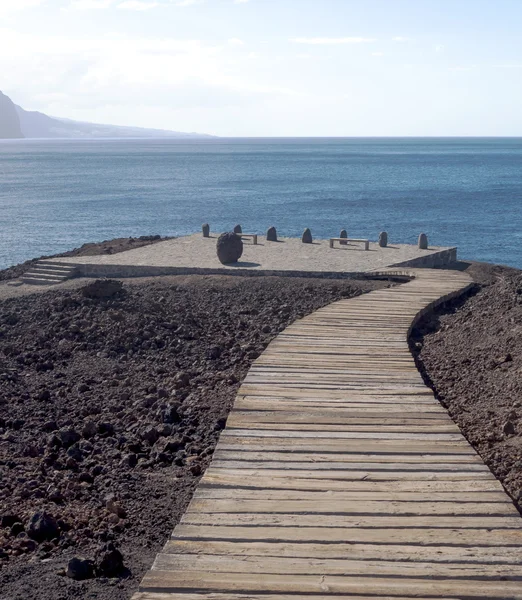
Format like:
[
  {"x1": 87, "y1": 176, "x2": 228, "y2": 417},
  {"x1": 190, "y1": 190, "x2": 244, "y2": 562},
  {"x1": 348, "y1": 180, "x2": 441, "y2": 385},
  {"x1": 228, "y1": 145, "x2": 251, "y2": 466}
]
[{"x1": 1, "y1": 137, "x2": 521, "y2": 270}]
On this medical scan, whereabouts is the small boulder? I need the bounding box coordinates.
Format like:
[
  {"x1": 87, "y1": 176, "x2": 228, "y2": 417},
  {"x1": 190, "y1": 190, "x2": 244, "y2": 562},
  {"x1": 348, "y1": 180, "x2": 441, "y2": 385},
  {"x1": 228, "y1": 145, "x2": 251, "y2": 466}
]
[
  {"x1": 266, "y1": 226, "x2": 277, "y2": 242},
  {"x1": 379, "y1": 231, "x2": 388, "y2": 247},
  {"x1": 81, "y1": 279, "x2": 124, "y2": 299},
  {"x1": 95, "y1": 542, "x2": 124, "y2": 577},
  {"x1": 339, "y1": 229, "x2": 348, "y2": 245},
  {"x1": 302, "y1": 228, "x2": 312, "y2": 244},
  {"x1": 27, "y1": 512, "x2": 59, "y2": 542},
  {"x1": 141, "y1": 426, "x2": 159, "y2": 445},
  {"x1": 216, "y1": 232, "x2": 243, "y2": 264},
  {"x1": 202, "y1": 223, "x2": 210, "y2": 238},
  {"x1": 58, "y1": 428, "x2": 81, "y2": 448},
  {"x1": 66, "y1": 557, "x2": 94, "y2": 580},
  {"x1": 233, "y1": 224, "x2": 242, "y2": 234},
  {"x1": 418, "y1": 233, "x2": 428, "y2": 250},
  {"x1": 503, "y1": 421, "x2": 515, "y2": 435},
  {"x1": 82, "y1": 421, "x2": 97, "y2": 439}
]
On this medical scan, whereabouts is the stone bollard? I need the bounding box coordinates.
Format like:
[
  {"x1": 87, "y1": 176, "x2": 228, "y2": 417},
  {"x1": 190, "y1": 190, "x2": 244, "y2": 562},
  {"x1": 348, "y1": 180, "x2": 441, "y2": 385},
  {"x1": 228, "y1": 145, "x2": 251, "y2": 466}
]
[
  {"x1": 202, "y1": 223, "x2": 210, "y2": 238},
  {"x1": 217, "y1": 232, "x2": 243, "y2": 264},
  {"x1": 233, "y1": 224, "x2": 242, "y2": 234},
  {"x1": 339, "y1": 229, "x2": 348, "y2": 245},
  {"x1": 418, "y1": 233, "x2": 428, "y2": 250},
  {"x1": 379, "y1": 231, "x2": 388, "y2": 247},
  {"x1": 302, "y1": 228, "x2": 313, "y2": 244},
  {"x1": 266, "y1": 226, "x2": 277, "y2": 242}
]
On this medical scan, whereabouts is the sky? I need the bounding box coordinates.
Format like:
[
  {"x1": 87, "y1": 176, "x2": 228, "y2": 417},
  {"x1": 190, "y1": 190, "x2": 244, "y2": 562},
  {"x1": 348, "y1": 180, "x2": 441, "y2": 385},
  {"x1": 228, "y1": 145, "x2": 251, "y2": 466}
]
[{"x1": 1, "y1": 0, "x2": 522, "y2": 136}]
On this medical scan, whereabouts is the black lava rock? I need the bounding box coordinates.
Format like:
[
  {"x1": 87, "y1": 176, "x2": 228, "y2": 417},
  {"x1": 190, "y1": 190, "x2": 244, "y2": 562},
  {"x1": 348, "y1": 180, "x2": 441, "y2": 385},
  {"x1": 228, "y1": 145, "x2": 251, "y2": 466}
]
[
  {"x1": 27, "y1": 511, "x2": 59, "y2": 542},
  {"x1": 216, "y1": 232, "x2": 243, "y2": 264},
  {"x1": 95, "y1": 542, "x2": 124, "y2": 576},
  {"x1": 66, "y1": 557, "x2": 95, "y2": 580}
]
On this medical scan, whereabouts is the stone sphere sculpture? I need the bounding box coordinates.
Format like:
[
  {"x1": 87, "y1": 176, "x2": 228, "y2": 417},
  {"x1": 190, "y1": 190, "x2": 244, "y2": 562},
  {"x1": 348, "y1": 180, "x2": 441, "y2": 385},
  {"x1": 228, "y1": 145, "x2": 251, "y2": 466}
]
[
  {"x1": 233, "y1": 224, "x2": 242, "y2": 234},
  {"x1": 379, "y1": 231, "x2": 388, "y2": 247},
  {"x1": 340, "y1": 229, "x2": 348, "y2": 245},
  {"x1": 302, "y1": 228, "x2": 313, "y2": 244},
  {"x1": 217, "y1": 232, "x2": 243, "y2": 264},
  {"x1": 266, "y1": 226, "x2": 277, "y2": 242},
  {"x1": 418, "y1": 233, "x2": 428, "y2": 250},
  {"x1": 202, "y1": 223, "x2": 210, "y2": 238}
]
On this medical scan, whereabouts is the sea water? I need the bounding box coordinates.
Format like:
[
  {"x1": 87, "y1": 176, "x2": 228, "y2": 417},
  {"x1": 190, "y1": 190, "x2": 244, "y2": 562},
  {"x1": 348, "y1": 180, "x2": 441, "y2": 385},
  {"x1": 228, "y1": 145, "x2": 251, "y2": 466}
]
[{"x1": 1, "y1": 137, "x2": 521, "y2": 270}]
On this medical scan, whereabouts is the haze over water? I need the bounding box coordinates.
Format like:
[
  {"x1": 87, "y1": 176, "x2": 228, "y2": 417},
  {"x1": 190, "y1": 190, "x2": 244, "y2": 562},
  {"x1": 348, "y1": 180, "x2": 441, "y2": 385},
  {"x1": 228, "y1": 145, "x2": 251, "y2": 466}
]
[{"x1": 1, "y1": 137, "x2": 521, "y2": 270}]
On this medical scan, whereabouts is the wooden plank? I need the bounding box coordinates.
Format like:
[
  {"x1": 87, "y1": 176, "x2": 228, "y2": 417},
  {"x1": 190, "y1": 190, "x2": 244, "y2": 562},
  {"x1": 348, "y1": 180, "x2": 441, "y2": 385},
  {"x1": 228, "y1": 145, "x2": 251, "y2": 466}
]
[
  {"x1": 193, "y1": 488, "x2": 503, "y2": 501},
  {"x1": 139, "y1": 570, "x2": 522, "y2": 598},
  {"x1": 134, "y1": 594, "x2": 462, "y2": 600},
  {"x1": 212, "y1": 450, "x2": 483, "y2": 464},
  {"x1": 181, "y1": 512, "x2": 522, "y2": 529},
  {"x1": 152, "y1": 553, "x2": 522, "y2": 578},
  {"x1": 163, "y1": 539, "x2": 522, "y2": 562},
  {"x1": 185, "y1": 499, "x2": 517, "y2": 516},
  {"x1": 210, "y1": 461, "x2": 492, "y2": 474},
  {"x1": 200, "y1": 473, "x2": 503, "y2": 492}
]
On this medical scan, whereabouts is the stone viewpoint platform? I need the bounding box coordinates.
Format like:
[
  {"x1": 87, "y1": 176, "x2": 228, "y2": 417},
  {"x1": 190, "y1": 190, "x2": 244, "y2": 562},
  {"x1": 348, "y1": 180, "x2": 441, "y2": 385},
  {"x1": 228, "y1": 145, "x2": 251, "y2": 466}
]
[
  {"x1": 41, "y1": 234, "x2": 456, "y2": 280},
  {"x1": 132, "y1": 268, "x2": 522, "y2": 600}
]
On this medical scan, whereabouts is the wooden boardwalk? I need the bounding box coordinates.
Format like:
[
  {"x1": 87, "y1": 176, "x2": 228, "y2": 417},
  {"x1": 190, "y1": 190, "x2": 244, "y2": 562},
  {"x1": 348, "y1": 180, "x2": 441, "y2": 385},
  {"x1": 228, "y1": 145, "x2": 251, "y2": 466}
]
[{"x1": 133, "y1": 269, "x2": 522, "y2": 600}]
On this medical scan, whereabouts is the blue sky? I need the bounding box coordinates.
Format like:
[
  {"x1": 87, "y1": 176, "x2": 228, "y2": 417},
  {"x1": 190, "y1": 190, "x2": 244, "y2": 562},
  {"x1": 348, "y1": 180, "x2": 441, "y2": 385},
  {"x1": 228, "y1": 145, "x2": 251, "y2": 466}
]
[{"x1": 1, "y1": 0, "x2": 522, "y2": 135}]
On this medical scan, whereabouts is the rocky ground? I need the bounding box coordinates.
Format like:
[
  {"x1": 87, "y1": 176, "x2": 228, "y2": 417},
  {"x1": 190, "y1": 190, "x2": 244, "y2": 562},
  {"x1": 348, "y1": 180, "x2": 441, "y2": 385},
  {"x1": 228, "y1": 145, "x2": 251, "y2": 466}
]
[
  {"x1": 0, "y1": 274, "x2": 386, "y2": 600},
  {"x1": 0, "y1": 236, "x2": 168, "y2": 282},
  {"x1": 412, "y1": 261, "x2": 522, "y2": 512}
]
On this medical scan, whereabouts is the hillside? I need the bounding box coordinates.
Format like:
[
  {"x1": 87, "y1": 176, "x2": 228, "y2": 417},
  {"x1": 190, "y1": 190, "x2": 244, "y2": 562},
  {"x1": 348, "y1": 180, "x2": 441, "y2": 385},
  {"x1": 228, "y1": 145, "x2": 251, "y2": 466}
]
[
  {"x1": 0, "y1": 92, "x2": 23, "y2": 139},
  {"x1": 0, "y1": 91, "x2": 212, "y2": 139}
]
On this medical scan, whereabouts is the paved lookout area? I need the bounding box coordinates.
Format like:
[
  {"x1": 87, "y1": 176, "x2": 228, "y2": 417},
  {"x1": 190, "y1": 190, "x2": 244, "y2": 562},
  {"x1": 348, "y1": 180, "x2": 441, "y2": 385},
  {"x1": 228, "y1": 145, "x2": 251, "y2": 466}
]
[
  {"x1": 46, "y1": 234, "x2": 456, "y2": 278},
  {"x1": 133, "y1": 268, "x2": 522, "y2": 600}
]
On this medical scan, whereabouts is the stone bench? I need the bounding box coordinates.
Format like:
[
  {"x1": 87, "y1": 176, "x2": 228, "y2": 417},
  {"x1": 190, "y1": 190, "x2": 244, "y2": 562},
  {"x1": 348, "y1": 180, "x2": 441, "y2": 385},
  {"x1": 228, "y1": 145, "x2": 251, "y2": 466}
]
[
  {"x1": 241, "y1": 234, "x2": 258, "y2": 245},
  {"x1": 330, "y1": 237, "x2": 369, "y2": 250}
]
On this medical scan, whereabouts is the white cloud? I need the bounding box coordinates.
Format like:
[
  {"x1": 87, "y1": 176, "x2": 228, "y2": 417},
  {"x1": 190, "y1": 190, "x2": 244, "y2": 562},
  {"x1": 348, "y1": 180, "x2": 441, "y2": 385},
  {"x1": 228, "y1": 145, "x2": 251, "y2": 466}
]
[
  {"x1": 290, "y1": 37, "x2": 375, "y2": 45},
  {"x1": 69, "y1": 0, "x2": 114, "y2": 8},
  {"x1": 234, "y1": 0, "x2": 249, "y2": 3},
  {"x1": 175, "y1": 0, "x2": 203, "y2": 5},
  {"x1": 372, "y1": 52, "x2": 384, "y2": 56},
  {"x1": 227, "y1": 38, "x2": 244, "y2": 46},
  {"x1": 435, "y1": 44, "x2": 445, "y2": 53},
  {"x1": 117, "y1": 0, "x2": 159, "y2": 9},
  {"x1": 392, "y1": 36, "x2": 412, "y2": 42},
  {"x1": 0, "y1": 27, "x2": 297, "y2": 121},
  {"x1": 448, "y1": 65, "x2": 477, "y2": 72},
  {"x1": 0, "y1": 0, "x2": 45, "y2": 16}
]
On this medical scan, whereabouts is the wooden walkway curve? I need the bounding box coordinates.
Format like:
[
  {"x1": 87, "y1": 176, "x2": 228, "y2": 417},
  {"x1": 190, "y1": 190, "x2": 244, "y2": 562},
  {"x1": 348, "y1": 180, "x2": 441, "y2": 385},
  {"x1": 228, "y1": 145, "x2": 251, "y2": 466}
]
[{"x1": 133, "y1": 269, "x2": 522, "y2": 600}]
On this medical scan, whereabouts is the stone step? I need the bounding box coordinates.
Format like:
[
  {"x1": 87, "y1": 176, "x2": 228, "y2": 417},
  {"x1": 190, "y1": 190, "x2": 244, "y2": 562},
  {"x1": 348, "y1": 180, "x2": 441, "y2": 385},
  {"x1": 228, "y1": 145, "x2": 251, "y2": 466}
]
[
  {"x1": 29, "y1": 266, "x2": 75, "y2": 277},
  {"x1": 23, "y1": 271, "x2": 70, "y2": 281},
  {"x1": 21, "y1": 276, "x2": 65, "y2": 286},
  {"x1": 32, "y1": 263, "x2": 76, "y2": 273},
  {"x1": 21, "y1": 260, "x2": 78, "y2": 285}
]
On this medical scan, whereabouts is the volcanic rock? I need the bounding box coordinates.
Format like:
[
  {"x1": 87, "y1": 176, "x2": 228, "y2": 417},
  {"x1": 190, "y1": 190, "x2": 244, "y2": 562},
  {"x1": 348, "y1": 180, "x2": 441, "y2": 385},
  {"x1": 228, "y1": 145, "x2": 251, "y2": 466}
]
[
  {"x1": 66, "y1": 557, "x2": 94, "y2": 580},
  {"x1": 216, "y1": 232, "x2": 243, "y2": 264},
  {"x1": 302, "y1": 228, "x2": 312, "y2": 244},
  {"x1": 81, "y1": 279, "x2": 124, "y2": 299},
  {"x1": 266, "y1": 226, "x2": 277, "y2": 242},
  {"x1": 26, "y1": 512, "x2": 59, "y2": 542}
]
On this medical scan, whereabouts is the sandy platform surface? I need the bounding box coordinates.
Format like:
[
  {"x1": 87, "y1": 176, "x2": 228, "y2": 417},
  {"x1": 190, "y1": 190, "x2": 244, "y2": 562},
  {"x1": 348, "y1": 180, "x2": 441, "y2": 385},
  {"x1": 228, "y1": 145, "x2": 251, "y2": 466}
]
[{"x1": 50, "y1": 234, "x2": 454, "y2": 274}]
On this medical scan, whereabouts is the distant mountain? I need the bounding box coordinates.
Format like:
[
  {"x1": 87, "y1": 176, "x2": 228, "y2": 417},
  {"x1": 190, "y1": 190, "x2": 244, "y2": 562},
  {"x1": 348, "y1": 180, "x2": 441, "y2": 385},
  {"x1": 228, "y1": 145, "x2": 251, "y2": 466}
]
[
  {"x1": 0, "y1": 92, "x2": 23, "y2": 139},
  {"x1": 0, "y1": 91, "x2": 213, "y2": 139}
]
